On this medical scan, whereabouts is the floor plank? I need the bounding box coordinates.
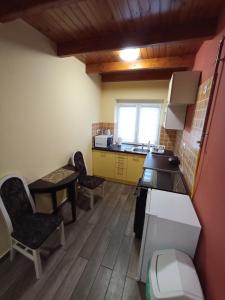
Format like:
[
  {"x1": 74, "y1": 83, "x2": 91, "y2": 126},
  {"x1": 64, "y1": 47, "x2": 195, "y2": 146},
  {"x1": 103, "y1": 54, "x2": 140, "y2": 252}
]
[
  {"x1": 101, "y1": 193, "x2": 132, "y2": 269},
  {"x1": 87, "y1": 266, "x2": 112, "y2": 300},
  {"x1": 0, "y1": 181, "x2": 144, "y2": 300},
  {"x1": 88, "y1": 182, "x2": 121, "y2": 225},
  {"x1": 79, "y1": 185, "x2": 123, "y2": 259},
  {"x1": 105, "y1": 236, "x2": 134, "y2": 300},
  {"x1": 107, "y1": 193, "x2": 127, "y2": 232},
  {"x1": 127, "y1": 238, "x2": 141, "y2": 280},
  {"x1": 53, "y1": 256, "x2": 88, "y2": 300},
  {"x1": 122, "y1": 277, "x2": 146, "y2": 300},
  {"x1": 70, "y1": 229, "x2": 111, "y2": 300},
  {"x1": 34, "y1": 224, "x2": 94, "y2": 300},
  {"x1": 0, "y1": 255, "x2": 31, "y2": 298},
  {"x1": 125, "y1": 190, "x2": 136, "y2": 237}
]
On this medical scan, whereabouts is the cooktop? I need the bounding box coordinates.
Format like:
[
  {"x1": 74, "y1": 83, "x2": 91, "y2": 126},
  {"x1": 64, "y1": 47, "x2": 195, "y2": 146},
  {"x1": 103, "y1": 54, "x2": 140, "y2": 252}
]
[{"x1": 140, "y1": 168, "x2": 187, "y2": 195}]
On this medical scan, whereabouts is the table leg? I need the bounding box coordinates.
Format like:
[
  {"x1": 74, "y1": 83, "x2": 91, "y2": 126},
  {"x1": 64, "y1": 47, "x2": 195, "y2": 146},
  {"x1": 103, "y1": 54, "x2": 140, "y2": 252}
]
[
  {"x1": 31, "y1": 193, "x2": 36, "y2": 203},
  {"x1": 51, "y1": 191, "x2": 58, "y2": 213},
  {"x1": 65, "y1": 182, "x2": 76, "y2": 224}
]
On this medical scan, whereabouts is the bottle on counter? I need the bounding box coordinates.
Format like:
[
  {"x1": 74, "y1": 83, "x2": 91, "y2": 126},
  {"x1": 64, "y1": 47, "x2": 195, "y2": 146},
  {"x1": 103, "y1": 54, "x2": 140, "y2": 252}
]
[{"x1": 117, "y1": 137, "x2": 122, "y2": 146}]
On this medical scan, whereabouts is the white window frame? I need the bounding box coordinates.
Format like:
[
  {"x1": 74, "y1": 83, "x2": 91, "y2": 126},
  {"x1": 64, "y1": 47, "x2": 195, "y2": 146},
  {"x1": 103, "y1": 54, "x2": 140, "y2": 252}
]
[{"x1": 116, "y1": 101, "x2": 162, "y2": 145}]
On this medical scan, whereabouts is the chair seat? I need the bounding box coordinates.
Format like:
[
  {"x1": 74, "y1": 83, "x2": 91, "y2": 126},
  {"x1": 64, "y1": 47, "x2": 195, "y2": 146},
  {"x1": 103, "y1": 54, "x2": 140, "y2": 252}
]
[
  {"x1": 12, "y1": 213, "x2": 62, "y2": 249},
  {"x1": 79, "y1": 175, "x2": 105, "y2": 189}
]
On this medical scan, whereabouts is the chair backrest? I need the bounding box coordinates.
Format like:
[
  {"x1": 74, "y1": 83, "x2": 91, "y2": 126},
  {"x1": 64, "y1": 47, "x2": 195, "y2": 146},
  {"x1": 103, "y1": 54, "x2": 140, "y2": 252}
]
[
  {"x1": 0, "y1": 175, "x2": 35, "y2": 233},
  {"x1": 73, "y1": 151, "x2": 87, "y2": 176}
]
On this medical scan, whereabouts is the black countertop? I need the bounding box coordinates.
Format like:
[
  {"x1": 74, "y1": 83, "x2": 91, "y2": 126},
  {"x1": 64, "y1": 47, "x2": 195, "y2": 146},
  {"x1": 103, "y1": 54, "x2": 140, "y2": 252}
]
[
  {"x1": 93, "y1": 144, "x2": 189, "y2": 195},
  {"x1": 140, "y1": 169, "x2": 188, "y2": 194},
  {"x1": 143, "y1": 153, "x2": 179, "y2": 172},
  {"x1": 92, "y1": 144, "x2": 173, "y2": 156},
  {"x1": 141, "y1": 153, "x2": 189, "y2": 195}
]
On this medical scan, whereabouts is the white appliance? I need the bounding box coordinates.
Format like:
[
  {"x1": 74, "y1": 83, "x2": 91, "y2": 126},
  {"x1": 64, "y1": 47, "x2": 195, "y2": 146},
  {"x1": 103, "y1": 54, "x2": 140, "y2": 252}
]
[
  {"x1": 138, "y1": 189, "x2": 201, "y2": 283},
  {"x1": 150, "y1": 144, "x2": 165, "y2": 154},
  {"x1": 95, "y1": 134, "x2": 113, "y2": 148},
  {"x1": 148, "y1": 249, "x2": 204, "y2": 300}
]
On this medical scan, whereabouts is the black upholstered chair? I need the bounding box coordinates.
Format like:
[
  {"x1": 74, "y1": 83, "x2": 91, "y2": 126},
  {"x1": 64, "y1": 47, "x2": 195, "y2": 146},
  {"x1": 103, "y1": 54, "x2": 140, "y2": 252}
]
[
  {"x1": 0, "y1": 175, "x2": 65, "y2": 279},
  {"x1": 71, "y1": 151, "x2": 105, "y2": 209}
]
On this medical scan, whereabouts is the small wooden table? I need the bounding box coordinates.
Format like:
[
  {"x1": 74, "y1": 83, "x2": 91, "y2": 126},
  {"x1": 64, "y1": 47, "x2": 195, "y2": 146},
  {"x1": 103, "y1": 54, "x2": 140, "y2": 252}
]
[{"x1": 29, "y1": 165, "x2": 79, "y2": 224}]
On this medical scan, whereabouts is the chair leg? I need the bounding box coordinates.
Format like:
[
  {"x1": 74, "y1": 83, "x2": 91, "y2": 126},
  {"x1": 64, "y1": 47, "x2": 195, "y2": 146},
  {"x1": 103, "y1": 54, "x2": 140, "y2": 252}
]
[
  {"x1": 60, "y1": 222, "x2": 66, "y2": 249},
  {"x1": 33, "y1": 249, "x2": 42, "y2": 279},
  {"x1": 90, "y1": 190, "x2": 94, "y2": 209}
]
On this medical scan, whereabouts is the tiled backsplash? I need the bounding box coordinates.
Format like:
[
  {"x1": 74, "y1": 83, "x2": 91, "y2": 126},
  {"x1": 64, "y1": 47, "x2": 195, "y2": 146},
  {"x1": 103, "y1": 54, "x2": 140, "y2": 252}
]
[
  {"x1": 92, "y1": 122, "x2": 115, "y2": 145},
  {"x1": 92, "y1": 78, "x2": 212, "y2": 194},
  {"x1": 159, "y1": 127, "x2": 177, "y2": 151},
  {"x1": 174, "y1": 77, "x2": 212, "y2": 193},
  {"x1": 92, "y1": 122, "x2": 178, "y2": 151}
]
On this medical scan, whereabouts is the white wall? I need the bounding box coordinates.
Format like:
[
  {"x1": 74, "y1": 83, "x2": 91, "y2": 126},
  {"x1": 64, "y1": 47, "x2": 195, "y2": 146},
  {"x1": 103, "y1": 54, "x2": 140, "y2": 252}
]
[{"x1": 0, "y1": 20, "x2": 101, "y2": 256}]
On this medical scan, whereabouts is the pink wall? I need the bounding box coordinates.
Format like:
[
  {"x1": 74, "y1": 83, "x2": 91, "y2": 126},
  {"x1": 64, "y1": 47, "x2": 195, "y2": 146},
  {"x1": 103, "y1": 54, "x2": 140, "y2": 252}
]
[{"x1": 190, "y1": 10, "x2": 225, "y2": 300}]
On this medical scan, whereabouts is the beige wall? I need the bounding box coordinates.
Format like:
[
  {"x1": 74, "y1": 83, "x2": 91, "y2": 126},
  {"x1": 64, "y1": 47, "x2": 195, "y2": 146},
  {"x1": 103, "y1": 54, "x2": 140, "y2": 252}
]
[
  {"x1": 0, "y1": 20, "x2": 101, "y2": 256},
  {"x1": 100, "y1": 80, "x2": 169, "y2": 122}
]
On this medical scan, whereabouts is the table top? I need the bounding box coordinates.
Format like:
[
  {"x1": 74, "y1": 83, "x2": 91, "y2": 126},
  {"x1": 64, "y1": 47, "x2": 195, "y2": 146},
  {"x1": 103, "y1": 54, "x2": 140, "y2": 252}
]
[{"x1": 29, "y1": 165, "x2": 79, "y2": 193}]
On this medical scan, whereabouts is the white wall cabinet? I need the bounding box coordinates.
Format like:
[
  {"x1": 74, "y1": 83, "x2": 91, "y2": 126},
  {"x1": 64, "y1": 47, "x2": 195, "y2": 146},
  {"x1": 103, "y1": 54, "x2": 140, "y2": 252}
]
[
  {"x1": 163, "y1": 105, "x2": 187, "y2": 130},
  {"x1": 167, "y1": 71, "x2": 201, "y2": 105},
  {"x1": 163, "y1": 71, "x2": 201, "y2": 130}
]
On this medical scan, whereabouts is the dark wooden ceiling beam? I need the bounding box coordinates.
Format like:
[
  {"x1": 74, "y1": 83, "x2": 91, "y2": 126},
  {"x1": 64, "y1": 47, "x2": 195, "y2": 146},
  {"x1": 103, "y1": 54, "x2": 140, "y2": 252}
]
[
  {"x1": 57, "y1": 19, "x2": 217, "y2": 56},
  {"x1": 101, "y1": 69, "x2": 181, "y2": 82},
  {"x1": 86, "y1": 55, "x2": 194, "y2": 74},
  {"x1": 0, "y1": 0, "x2": 81, "y2": 22}
]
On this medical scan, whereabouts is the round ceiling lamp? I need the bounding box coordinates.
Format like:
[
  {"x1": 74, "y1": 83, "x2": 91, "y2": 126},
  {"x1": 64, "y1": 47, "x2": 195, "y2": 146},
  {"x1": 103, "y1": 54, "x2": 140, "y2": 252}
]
[{"x1": 119, "y1": 48, "x2": 140, "y2": 62}]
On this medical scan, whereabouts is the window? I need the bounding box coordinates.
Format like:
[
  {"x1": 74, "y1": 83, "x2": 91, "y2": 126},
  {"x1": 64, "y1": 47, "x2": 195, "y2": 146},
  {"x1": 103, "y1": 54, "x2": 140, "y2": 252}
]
[{"x1": 116, "y1": 102, "x2": 161, "y2": 144}]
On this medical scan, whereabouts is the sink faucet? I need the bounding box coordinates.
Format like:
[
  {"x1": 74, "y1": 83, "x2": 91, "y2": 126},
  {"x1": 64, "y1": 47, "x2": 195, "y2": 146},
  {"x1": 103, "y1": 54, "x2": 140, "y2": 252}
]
[{"x1": 141, "y1": 143, "x2": 144, "y2": 150}]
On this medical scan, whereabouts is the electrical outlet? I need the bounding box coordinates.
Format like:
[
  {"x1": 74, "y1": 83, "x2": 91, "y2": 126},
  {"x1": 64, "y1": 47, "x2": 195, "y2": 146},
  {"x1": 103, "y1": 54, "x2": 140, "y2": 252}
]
[{"x1": 203, "y1": 83, "x2": 208, "y2": 95}]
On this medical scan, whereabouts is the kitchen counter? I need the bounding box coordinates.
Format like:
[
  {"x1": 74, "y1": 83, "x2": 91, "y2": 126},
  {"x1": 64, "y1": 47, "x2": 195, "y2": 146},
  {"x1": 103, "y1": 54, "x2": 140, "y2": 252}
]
[
  {"x1": 144, "y1": 152, "x2": 179, "y2": 172},
  {"x1": 140, "y1": 169, "x2": 187, "y2": 194},
  {"x1": 92, "y1": 144, "x2": 173, "y2": 156}
]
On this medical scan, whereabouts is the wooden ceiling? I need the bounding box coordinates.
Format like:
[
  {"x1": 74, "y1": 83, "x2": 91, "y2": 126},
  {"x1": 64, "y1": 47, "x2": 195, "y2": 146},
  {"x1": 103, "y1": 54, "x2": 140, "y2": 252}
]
[
  {"x1": 0, "y1": 0, "x2": 224, "y2": 81},
  {"x1": 76, "y1": 40, "x2": 203, "y2": 64}
]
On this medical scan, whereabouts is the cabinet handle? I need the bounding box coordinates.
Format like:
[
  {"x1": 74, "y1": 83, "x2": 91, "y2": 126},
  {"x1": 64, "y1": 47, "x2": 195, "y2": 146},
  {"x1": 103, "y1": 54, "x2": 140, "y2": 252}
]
[
  {"x1": 117, "y1": 171, "x2": 123, "y2": 175},
  {"x1": 132, "y1": 158, "x2": 139, "y2": 161},
  {"x1": 116, "y1": 163, "x2": 125, "y2": 167}
]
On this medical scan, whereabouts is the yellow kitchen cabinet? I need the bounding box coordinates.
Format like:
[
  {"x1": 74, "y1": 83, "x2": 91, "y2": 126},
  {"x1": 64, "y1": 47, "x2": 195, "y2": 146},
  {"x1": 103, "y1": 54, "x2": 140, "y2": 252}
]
[
  {"x1": 92, "y1": 150, "x2": 146, "y2": 185},
  {"x1": 92, "y1": 150, "x2": 115, "y2": 179},
  {"x1": 126, "y1": 155, "x2": 145, "y2": 184},
  {"x1": 115, "y1": 153, "x2": 128, "y2": 180}
]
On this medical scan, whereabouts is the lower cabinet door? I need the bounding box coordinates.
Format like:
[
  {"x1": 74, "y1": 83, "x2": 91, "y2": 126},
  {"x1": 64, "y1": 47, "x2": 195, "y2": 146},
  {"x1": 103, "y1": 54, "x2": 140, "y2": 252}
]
[
  {"x1": 126, "y1": 155, "x2": 145, "y2": 184},
  {"x1": 115, "y1": 154, "x2": 128, "y2": 180},
  {"x1": 93, "y1": 150, "x2": 145, "y2": 184},
  {"x1": 114, "y1": 165, "x2": 127, "y2": 180},
  {"x1": 92, "y1": 151, "x2": 115, "y2": 178}
]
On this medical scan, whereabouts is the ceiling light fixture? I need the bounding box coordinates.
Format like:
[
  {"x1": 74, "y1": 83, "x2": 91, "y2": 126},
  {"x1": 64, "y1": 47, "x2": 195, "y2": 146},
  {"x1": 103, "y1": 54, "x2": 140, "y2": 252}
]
[{"x1": 119, "y1": 48, "x2": 140, "y2": 62}]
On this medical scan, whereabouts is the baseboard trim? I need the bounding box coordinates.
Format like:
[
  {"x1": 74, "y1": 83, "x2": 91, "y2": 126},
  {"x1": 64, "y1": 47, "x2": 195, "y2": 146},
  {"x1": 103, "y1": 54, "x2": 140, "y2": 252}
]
[{"x1": 0, "y1": 248, "x2": 9, "y2": 260}]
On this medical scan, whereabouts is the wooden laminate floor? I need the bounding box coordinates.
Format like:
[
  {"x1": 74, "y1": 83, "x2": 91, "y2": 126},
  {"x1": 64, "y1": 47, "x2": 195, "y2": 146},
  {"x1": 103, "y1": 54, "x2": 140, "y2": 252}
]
[{"x1": 0, "y1": 181, "x2": 146, "y2": 300}]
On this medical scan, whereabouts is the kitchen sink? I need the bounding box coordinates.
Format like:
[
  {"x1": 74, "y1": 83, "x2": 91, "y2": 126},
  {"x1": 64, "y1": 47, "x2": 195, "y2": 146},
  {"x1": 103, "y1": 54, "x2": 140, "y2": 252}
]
[{"x1": 132, "y1": 146, "x2": 149, "y2": 153}]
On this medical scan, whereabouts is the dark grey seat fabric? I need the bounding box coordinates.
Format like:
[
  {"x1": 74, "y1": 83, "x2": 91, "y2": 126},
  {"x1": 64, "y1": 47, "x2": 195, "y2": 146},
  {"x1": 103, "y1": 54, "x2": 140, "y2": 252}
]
[
  {"x1": 79, "y1": 175, "x2": 104, "y2": 190},
  {"x1": 11, "y1": 212, "x2": 62, "y2": 249},
  {"x1": 73, "y1": 151, "x2": 105, "y2": 189},
  {"x1": 0, "y1": 177, "x2": 62, "y2": 250}
]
